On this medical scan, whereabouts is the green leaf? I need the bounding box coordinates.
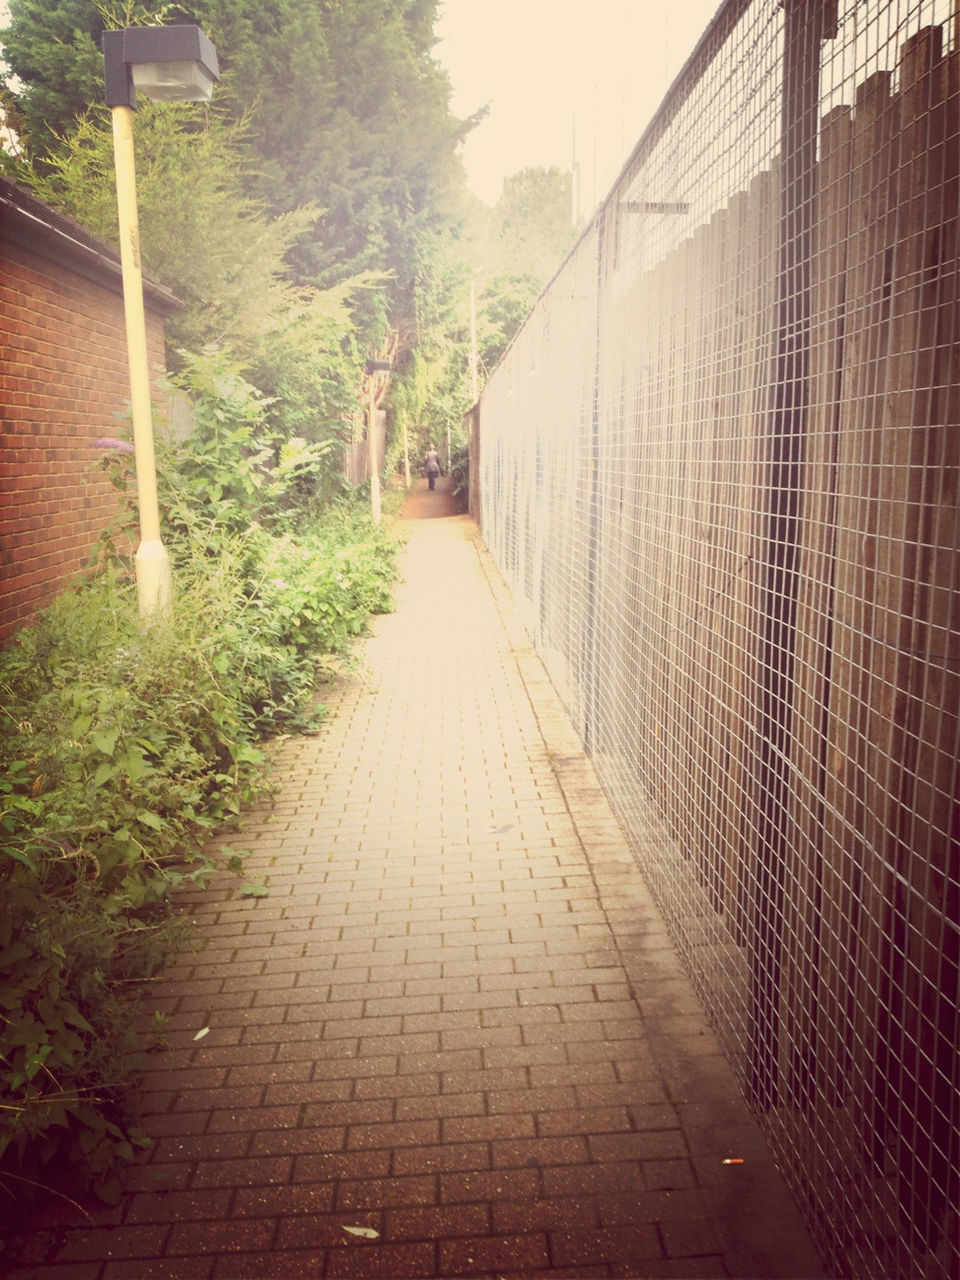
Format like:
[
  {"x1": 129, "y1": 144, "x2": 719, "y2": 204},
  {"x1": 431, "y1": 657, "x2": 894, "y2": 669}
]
[
  {"x1": 92, "y1": 729, "x2": 119, "y2": 757},
  {"x1": 61, "y1": 1004, "x2": 94, "y2": 1035},
  {"x1": 92, "y1": 761, "x2": 117, "y2": 788},
  {"x1": 4, "y1": 847, "x2": 38, "y2": 872},
  {"x1": 72, "y1": 714, "x2": 93, "y2": 739},
  {"x1": 121, "y1": 750, "x2": 150, "y2": 784},
  {"x1": 239, "y1": 882, "x2": 269, "y2": 898},
  {"x1": 137, "y1": 810, "x2": 163, "y2": 831}
]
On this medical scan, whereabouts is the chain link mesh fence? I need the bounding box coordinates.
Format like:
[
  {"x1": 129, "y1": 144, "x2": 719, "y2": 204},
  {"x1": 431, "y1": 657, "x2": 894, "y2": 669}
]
[{"x1": 475, "y1": 2, "x2": 959, "y2": 1276}]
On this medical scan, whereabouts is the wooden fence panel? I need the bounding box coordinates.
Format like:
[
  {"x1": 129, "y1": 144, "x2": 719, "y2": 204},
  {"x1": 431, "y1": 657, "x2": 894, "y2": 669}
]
[
  {"x1": 719, "y1": 164, "x2": 781, "y2": 946},
  {"x1": 862, "y1": 28, "x2": 960, "y2": 1257},
  {"x1": 816, "y1": 67, "x2": 899, "y2": 1115},
  {"x1": 783, "y1": 102, "x2": 853, "y2": 1107}
]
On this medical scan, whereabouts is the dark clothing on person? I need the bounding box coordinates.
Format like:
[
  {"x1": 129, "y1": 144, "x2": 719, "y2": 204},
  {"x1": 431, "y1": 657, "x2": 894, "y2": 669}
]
[{"x1": 425, "y1": 449, "x2": 441, "y2": 491}]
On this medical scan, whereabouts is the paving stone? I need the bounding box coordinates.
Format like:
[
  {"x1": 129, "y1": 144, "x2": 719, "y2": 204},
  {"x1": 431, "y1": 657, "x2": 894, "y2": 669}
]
[
  {"x1": 55, "y1": 1225, "x2": 171, "y2": 1262},
  {"x1": 188, "y1": 1155, "x2": 292, "y2": 1189},
  {"x1": 439, "y1": 1167, "x2": 541, "y2": 1204},
  {"x1": 491, "y1": 1135, "x2": 591, "y2": 1169},
  {"x1": 165, "y1": 1219, "x2": 276, "y2": 1255},
  {"x1": 209, "y1": 1250, "x2": 326, "y2": 1278},
  {"x1": 548, "y1": 1225, "x2": 664, "y2": 1267},
  {"x1": 123, "y1": 1190, "x2": 233, "y2": 1225},
  {"x1": 3, "y1": 1267, "x2": 104, "y2": 1280},
  {"x1": 4, "y1": 504, "x2": 823, "y2": 1279},
  {"x1": 439, "y1": 1231, "x2": 550, "y2": 1276},
  {"x1": 393, "y1": 1140, "x2": 493, "y2": 1176},
  {"x1": 323, "y1": 1240, "x2": 438, "y2": 1278},
  {"x1": 229, "y1": 1183, "x2": 336, "y2": 1218},
  {"x1": 335, "y1": 1174, "x2": 438, "y2": 1211},
  {"x1": 105, "y1": 1259, "x2": 217, "y2": 1280}
]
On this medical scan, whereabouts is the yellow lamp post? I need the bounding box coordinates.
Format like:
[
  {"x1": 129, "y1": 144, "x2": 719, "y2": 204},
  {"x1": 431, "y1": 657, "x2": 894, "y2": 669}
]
[{"x1": 102, "y1": 26, "x2": 219, "y2": 619}]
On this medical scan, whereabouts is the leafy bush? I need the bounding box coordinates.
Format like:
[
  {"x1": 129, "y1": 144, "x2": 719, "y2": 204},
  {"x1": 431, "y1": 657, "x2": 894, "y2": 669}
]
[
  {"x1": 157, "y1": 349, "x2": 341, "y2": 546},
  {"x1": 1, "y1": 443, "x2": 399, "y2": 1214},
  {"x1": 0, "y1": 568, "x2": 263, "y2": 1211},
  {"x1": 20, "y1": 99, "x2": 378, "y2": 449}
]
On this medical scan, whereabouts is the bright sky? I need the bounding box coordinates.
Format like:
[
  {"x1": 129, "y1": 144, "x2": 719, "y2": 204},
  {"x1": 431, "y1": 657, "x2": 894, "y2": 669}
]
[
  {"x1": 0, "y1": 0, "x2": 721, "y2": 215},
  {"x1": 434, "y1": 0, "x2": 722, "y2": 212}
]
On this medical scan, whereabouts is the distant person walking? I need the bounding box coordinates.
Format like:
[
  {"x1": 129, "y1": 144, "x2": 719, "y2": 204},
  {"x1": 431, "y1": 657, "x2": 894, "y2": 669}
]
[{"x1": 424, "y1": 444, "x2": 441, "y2": 491}]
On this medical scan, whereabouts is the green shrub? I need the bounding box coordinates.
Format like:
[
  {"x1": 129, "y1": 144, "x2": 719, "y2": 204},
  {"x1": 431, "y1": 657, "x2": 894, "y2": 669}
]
[
  {"x1": 1, "y1": 508, "x2": 398, "y2": 1213},
  {"x1": 0, "y1": 567, "x2": 262, "y2": 1209},
  {"x1": 2, "y1": 338, "x2": 401, "y2": 1212},
  {"x1": 449, "y1": 442, "x2": 470, "y2": 513}
]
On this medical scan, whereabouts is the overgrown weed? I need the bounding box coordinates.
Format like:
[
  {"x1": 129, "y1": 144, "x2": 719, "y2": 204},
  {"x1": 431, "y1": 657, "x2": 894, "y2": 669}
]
[{"x1": 0, "y1": 354, "x2": 400, "y2": 1217}]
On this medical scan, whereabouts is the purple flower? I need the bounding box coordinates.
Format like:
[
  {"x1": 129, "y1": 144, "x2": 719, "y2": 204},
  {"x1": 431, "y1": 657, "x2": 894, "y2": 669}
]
[{"x1": 91, "y1": 438, "x2": 136, "y2": 454}]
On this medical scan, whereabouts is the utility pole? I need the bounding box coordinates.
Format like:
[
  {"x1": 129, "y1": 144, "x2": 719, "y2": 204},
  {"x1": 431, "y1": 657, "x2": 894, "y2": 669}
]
[
  {"x1": 366, "y1": 358, "x2": 392, "y2": 522},
  {"x1": 367, "y1": 377, "x2": 381, "y2": 522},
  {"x1": 469, "y1": 278, "x2": 479, "y2": 404}
]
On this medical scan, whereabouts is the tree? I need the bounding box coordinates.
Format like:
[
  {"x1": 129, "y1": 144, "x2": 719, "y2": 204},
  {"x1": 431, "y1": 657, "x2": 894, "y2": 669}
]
[
  {"x1": 0, "y1": 0, "x2": 105, "y2": 159},
  {"x1": 457, "y1": 165, "x2": 576, "y2": 381},
  {"x1": 496, "y1": 165, "x2": 574, "y2": 279},
  {"x1": 1, "y1": 0, "x2": 485, "y2": 464},
  {"x1": 1, "y1": 1, "x2": 575, "y2": 483},
  {"x1": 1, "y1": 0, "x2": 477, "y2": 354},
  {"x1": 25, "y1": 99, "x2": 379, "y2": 452}
]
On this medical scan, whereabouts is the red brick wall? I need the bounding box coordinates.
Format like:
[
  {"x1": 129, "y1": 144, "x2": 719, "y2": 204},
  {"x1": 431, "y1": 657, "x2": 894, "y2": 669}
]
[{"x1": 0, "y1": 238, "x2": 169, "y2": 642}]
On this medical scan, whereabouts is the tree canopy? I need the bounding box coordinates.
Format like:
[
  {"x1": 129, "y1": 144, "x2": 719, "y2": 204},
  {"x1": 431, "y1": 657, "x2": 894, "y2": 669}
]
[
  {"x1": 1, "y1": 0, "x2": 475, "y2": 340},
  {"x1": 1, "y1": 0, "x2": 576, "y2": 479}
]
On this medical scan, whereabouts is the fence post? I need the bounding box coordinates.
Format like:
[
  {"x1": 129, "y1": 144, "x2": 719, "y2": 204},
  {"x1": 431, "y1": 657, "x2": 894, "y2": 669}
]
[
  {"x1": 749, "y1": 0, "x2": 835, "y2": 1110},
  {"x1": 582, "y1": 210, "x2": 607, "y2": 754}
]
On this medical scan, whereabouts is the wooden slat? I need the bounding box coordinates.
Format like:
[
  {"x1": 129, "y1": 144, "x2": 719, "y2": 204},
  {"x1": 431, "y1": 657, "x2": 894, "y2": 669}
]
[
  {"x1": 782, "y1": 102, "x2": 853, "y2": 1107},
  {"x1": 699, "y1": 193, "x2": 747, "y2": 923},
  {"x1": 719, "y1": 163, "x2": 781, "y2": 946},
  {"x1": 688, "y1": 205, "x2": 731, "y2": 910},
  {"x1": 861, "y1": 27, "x2": 960, "y2": 1257},
  {"x1": 817, "y1": 66, "x2": 898, "y2": 1109}
]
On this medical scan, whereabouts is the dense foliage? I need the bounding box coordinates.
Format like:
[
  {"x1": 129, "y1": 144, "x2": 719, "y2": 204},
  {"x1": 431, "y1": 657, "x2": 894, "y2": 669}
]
[
  {"x1": 0, "y1": 0, "x2": 473, "y2": 352},
  {"x1": 0, "y1": 2, "x2": 576, "y2": 460},
  {"x1": 0, "y1": 0, "x2": 578, "y2": 1213},
  {"x1": 0, "y1": 361, "x2": 399, "y2": 1212}
]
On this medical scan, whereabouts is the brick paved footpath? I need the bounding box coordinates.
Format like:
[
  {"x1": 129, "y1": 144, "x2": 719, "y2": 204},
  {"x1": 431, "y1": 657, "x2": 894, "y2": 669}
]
[{"x1": 6, "y1": 495, "x2": 825, "y2": 1280}]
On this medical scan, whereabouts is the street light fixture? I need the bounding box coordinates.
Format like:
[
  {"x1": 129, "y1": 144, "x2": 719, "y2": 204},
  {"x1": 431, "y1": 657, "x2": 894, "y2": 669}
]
[
  {"x1": 365, "y1": 359, "x2": 392, "y2": 523},
  {"x1": 102, "y1": 25, "x2": 220, "y2": 619}
]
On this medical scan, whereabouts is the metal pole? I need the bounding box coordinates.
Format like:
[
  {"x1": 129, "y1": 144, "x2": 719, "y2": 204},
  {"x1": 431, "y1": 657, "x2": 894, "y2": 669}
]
[
  {"x1": 368, "y1": 376, "x2": 381, "y2": 522},
  {"x1": 469, "y1": 278, "x2": 479, "y2": 404},
  {"x1": 582, "y1": 208, "x2": 606, "y2": 754},
  {"x1": 111, "y1": 103, "x2": 172, "y2": 620},
  {"x1": 749, "y1": 0, "x2": 828, "y2": 1110}
]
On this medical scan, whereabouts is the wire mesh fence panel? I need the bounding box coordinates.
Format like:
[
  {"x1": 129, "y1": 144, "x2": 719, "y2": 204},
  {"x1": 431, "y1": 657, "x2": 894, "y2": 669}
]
[{"x1": 476, "y1": 2, "x2": 960, "y2": 1277}]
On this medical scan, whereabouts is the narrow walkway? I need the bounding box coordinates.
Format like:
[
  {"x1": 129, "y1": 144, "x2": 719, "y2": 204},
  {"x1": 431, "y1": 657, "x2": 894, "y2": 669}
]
[{"x1": 8, "y1": 491, "x2": 824, "y2": 1279}]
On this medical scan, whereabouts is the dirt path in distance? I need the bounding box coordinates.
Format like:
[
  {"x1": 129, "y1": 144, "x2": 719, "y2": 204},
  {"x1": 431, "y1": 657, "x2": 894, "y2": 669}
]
[{"x1": 399, "y1": 475, "x2": 460, "y2": 520}]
